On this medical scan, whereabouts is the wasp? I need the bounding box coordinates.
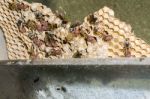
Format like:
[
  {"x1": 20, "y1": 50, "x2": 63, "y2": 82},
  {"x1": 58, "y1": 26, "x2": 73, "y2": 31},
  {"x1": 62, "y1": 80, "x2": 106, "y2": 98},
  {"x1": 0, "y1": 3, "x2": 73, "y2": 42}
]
[
  {"x1": 34, "y1": 11, "x2": 44, "y2": 21},
  {"x1": 28, "y1": 45, "x2": 39, "y2": 59},
  {"x1": 55, "y1": 11, "x2": 68, "y2": 24},
  {"x1": 48, "y1": 23, "x2": 58, "y2": 31},
  {"x1": 101, "y1": 31, "x2": 113, "y2": 42},
  {"x1": 32, "y1": 37, "x2": 44, "y2": 47},
  {"x1": 123, "y1": 38, "x2": 131, "y2": 57},
  {"x1": 9, "y1": 1, "x2": 29, "y2": 11},
  {"x1": 70, "y1": 21, "x2": 82, "y2": 29},
  {"x1": 73, "y1": 51, "x2": 82, "y2": 58},
  {"x1": 51, "y1": 48, "x2": 62, "y2": 56},
  {"x1": 86, "y1": 35, "x2": 97, "y2": 43},
  {"x1": 17, "y1": 18, "x2": 26, "y2": 33},
  {"x1": 37, "y1": 20, "x2": 49, "y2": 32},
  {"x1": 44, "y1": 32, "x2": 58, "y2": 48},
  {"x1": 73, "y1": 27, "x2": 82, "y2": 37},
  {"x1": 66, "y1": 27, "x2": 82, "y2": 42},
  {"x1": 16, "y1": 2, "x2": 29, "y2": 10},
  {"x1": 45, "y1": 48, "x2": 62, "y2": 57},
  {"x1": 9, "y1": 2, "x2": 17, "y2": 10},
  {"x1": 26, "y1": 20, "x2": 37, "y2": 31},
  {"x1": 87, "y1": 14, "x2": 97, "y2": 24}
]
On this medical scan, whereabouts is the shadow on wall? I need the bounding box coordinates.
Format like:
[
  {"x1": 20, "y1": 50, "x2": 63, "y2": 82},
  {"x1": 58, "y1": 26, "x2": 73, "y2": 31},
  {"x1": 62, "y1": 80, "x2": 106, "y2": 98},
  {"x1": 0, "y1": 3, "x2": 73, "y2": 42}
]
[{"x1": 0, "y1": 28, "x2": 8, "y2": 60}]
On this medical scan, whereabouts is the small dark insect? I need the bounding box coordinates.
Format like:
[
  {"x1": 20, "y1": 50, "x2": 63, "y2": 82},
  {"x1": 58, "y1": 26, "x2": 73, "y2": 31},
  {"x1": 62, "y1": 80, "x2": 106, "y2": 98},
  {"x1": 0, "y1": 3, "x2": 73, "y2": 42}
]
[
  {"x1": 72, "y1": 27, "x2": 81, "y2": 37},
  {"x1": 35, "y1": 12, "x2": 44, "y2": 20},
  {"x1": 87, "y1": 14, "x2": 97, "y2": 24},
  {"x1": 56, "y1": 13, "x2": 64, "y2": 20},
  {"x1": 18, "y1": 25, "x2": 26, "y2": 33},
  {"x1": 69, "y1": 21, "x2": 82, "y2": 37},
  {"x1": 9, "y1": 2, "x2": 29, "y2": 11},
  {"x1": 102, "y1": 31, "x2": 113, "y2": 42},
  {"x1": 51, "y1": 48, "x2": 62, "y2": 56},
  {"x1": 9, "y1": 2, "x2": 17, "y2": 10},
  {"x1": 124, "y1": 49, "x2": 131, "y2": 57},
  {"x1": 61, "y1": 86, "x2": 67, "y2": 92},
  {"x1": 55, "y1": 12, "x2": 68, "y2": 24},
  {"x1": 17, "y1": 19, "x2": 26, "y2": 33},
  {"x1": 26, "y1": 20, "x2": 37, "y2": 31},
  {"x1": 80, "y1": 32, "x2": 88, "y2": 38},
  {"x1": 123, "y1": 38, "x2": 131, "y2": 57},
  {"x1": 70, "y1": 21, "x2": 82, "y2": 29},
  {"x1": 45, "y1": 33, "x2": 59, "y2": 47},
  {"x1": 48, "y1": 23, "x2": 58, "y2": 31},
  {"x1": 38, "y1": 20, "x2": 49, "y2": 31},
  {"x1": 36, "y1": 20, "x2": 58, "y2": 32},
  {"x1": 17, "y1": 19, "x2": 24, "y2": 27},
  {"x1": 139, "y1": 57, "x2": 145, "y2": 62},
  {"x1": 32, "y1": 37, "x2": 44, "y2": 47},
  {"x1": 16, "y1": 2, "x2": 29, "y2": 11},
  {"x1": 56, "y1": 86, "x2": 67, "y2": 92},
  {"x1": 56, "y1": 87, "x2": 61, "y2": 90},
  {"x1": 93, "y1": 27, "x2": 98, "y2": 33},
  {"x1": 86, "y1": 35, "x2": 97, "y2": 43},
  {"x1": 28, "y1": 32, "x2": 36, "y2": 39},
  {"x1": 28, "y1": 45, "x2": 39, "y2": 59},
  {"x1": 33, "y1": 77, "x2": 40, "y2": 83},
  {"x1": 45, "y1": 53, "x2": 50, "y2": 58},
  {"x1": 73, "y1": 51, "x2": 82, "y2": 58},
  {"x1": 46, "y1": 39, "x2": 58, "y2": 47},
  {"x1": 124, "y1": 38, "x2": 130, "y2": 48},
  {"x1": 63, "y1": 39, "x2": 67, "y2": 44},
  {"x1": 62, "y1": 19, "x2": 68, "y2": 24}
]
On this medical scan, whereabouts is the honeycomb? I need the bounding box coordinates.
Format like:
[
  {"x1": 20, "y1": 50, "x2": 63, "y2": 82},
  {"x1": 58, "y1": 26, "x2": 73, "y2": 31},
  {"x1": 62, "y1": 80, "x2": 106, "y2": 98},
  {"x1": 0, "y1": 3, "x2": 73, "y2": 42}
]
[
  {"x1": 0, "y1": 0, "x2": 150, "y2": 60},
  {"x1": 93, "y1": 7, "x2": 150, "y2": 58}
]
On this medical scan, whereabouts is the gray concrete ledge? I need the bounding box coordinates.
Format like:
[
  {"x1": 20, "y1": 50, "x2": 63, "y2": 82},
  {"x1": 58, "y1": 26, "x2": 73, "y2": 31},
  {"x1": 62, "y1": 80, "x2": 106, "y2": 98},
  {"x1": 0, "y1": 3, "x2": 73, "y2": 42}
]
[
  {"x1": 0, "y1": 58, "x2": 149, "y2": 66},
  {"x1": 1, "y1": 58, "x2": 150, "y2": 99}
]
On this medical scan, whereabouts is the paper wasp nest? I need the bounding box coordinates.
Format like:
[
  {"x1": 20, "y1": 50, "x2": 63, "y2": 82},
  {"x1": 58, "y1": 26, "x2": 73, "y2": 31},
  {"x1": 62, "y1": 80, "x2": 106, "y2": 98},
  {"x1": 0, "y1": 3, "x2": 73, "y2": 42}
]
[{"x1": 0, "y1": 0, "x2": 150, "y2": 60}]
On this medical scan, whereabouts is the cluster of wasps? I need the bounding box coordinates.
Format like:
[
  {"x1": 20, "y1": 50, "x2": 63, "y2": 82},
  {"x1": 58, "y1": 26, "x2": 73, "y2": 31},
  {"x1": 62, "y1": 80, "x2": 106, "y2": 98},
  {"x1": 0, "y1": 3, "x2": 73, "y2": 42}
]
[
  {"x1": 86, "y1": 14, "x2": 132, "y2": 57},
  {"x1": 66, "y1": 21, "x2": 98, "y2": 44},
  {"x1": 9, "y1": 0, "x2": 29, "y2": 11},
  {"x1": 66, "y1": 14, "x2": 113, "y2": 43},
  {"x1": 9, "y1": 0, "x2": 58, "y2": 33},
  {"x1": 9, "y1": 0, "x2": 72, "y2": 34},
  {"x1": 9, "y1": 1, "x2": 131, "y2": 58},
  {"x1": 65, "y1": 14, "x2": 114, "y2": 58},
  {"x1": 9, "y1": 1, "x2": 65, "y2": 58},
  {"x1": 87, "y1": 14, "x2": 113, "y2": 42},
  {"x1": 16, "y1": 17, "x2": 58, "y2": 33}
]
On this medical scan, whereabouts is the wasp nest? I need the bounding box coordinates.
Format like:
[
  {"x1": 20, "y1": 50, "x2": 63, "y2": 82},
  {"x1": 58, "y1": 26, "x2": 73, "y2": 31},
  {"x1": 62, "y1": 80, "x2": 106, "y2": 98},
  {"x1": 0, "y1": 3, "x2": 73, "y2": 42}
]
[{"x1": 0, "y1": 0, "x2": 150, "y2": 60}]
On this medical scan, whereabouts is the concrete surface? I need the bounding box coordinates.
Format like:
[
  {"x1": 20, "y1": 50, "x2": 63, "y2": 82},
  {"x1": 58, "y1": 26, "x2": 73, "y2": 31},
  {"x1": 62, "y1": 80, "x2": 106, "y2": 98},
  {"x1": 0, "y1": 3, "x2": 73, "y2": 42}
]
[
  {"x1": 0, "y1": 59, "x2": 150, "y2": 99},
  {"x1": 1, "y1": 58, "x2": 148, "y2": 66}
]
